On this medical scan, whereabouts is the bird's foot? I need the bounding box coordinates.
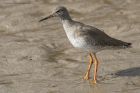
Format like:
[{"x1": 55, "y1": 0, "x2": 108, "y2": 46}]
[
  {"x1": 91, "y1": 80, "x2": 97, "y2": 84},
  {"x1": 83, "y1": 74, "x2": 89, "y2": 80}
]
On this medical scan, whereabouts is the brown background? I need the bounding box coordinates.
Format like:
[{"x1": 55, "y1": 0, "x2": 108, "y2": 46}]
[{"x1": 0, "y1": 0, "x2": 140, "y2": 93}]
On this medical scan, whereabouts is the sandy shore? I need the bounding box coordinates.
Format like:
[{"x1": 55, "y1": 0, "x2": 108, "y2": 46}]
[{"x1": 0, "y1": 0, "x2": 140, "y2": 93}]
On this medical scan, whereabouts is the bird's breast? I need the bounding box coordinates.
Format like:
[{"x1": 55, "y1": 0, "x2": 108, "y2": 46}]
[{"x1": 63, "y1": 24, "x2": 87, "y2": 48}]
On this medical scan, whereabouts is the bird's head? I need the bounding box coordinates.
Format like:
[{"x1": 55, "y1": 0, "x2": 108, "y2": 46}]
[{"x1": 39, "y1": 6, "x2": 70, "y2": 22}]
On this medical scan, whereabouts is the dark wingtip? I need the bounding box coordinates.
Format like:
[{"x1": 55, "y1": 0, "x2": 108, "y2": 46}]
[
  {"x1": 128, "y1": 42, "x2": 132, "y2": 46},
  {"x1": 124, "y1": 42, "x2": 132, "y2": 48}
]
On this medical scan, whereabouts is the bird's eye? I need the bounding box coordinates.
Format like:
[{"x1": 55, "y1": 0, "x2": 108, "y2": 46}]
[
  {"x1": 56, "y1": 10, "x2": 60, "y2": 13},
  {"x1": 56, "y1": 10, "x2": 63, "y2": 13}
]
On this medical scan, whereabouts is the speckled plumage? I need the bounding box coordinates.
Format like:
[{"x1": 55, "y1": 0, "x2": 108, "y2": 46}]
[
  {"x1": 62, "y1": 19, "x2": 131, "y2": 53},
  {"x1": 39, "y1": 6, "x2": 132, "y2": 83}
]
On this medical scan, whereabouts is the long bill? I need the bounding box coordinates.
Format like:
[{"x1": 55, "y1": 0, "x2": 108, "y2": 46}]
[{"x1": 39, "y1": 14, "x2": 54, "y2": 22}]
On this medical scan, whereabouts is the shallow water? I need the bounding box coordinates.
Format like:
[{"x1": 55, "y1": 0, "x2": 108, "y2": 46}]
[{"x1": 0, "y1": 0, "x2": 140, "y2": 93}]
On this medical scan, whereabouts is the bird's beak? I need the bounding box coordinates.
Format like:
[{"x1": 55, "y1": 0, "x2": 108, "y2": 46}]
[{"x1": 39, "y1": 13, "x2": 55, "y2": 22}]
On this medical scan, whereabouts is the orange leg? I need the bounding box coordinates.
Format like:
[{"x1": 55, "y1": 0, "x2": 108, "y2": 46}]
[
  {"x1": 83, "y1": 53, "x2": 93, "y2": 80},
  {"x1": 92, "y1": 53, "x2": 99, "y2": 84}
]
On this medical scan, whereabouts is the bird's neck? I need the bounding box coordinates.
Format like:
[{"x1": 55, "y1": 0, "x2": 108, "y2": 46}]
[
  {"x1": 61, "y1": 16, "x2": 72, "y2": 21},
  {"x1": 62, "y1": 19, "x2": 73, "y2": 30},
  {"x1": 60, "y1": 13, "x2": 74, "y2": 32},
  {"x1": 59, "y1": 12, "x2": 72, "y2": 22},
  {"x1": 62, "y1": 19, "x2": 73, "y2": 25},
  {"x1": 61, "y1": 14, "x2": 74, "y2": 30}
]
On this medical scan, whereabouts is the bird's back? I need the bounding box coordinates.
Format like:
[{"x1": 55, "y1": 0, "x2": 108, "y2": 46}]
[{"x1": 69, "y1": 21, "x2": 131, "y2": 51}]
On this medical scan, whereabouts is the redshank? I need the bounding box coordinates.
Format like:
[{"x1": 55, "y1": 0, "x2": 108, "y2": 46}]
[{"x1": 39, "y1": 6, "x2": 131, "y2": 84}]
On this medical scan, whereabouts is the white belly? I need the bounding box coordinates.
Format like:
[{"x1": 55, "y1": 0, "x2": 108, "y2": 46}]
[
  {"x1": 63, "y1": 25, "x2": 86, "y2": 48},
  {"x1": 67, "y1": 32, "x2": 86, "y2": 48}
]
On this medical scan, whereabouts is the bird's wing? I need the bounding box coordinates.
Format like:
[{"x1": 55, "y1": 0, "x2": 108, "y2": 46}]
[{"x1": 77, "y1": 24, "x2": 131, "y2": 48}]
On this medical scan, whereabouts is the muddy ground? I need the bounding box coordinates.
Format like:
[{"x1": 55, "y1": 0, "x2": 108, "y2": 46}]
[{"x1": 0, "y1": 0, "x2": 140, "y2": 93}]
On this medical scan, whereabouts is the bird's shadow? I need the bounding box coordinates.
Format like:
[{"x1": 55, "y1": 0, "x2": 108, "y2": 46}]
[{"x1": 115, "y1": 67, "x2": 140, "y2": 76}]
